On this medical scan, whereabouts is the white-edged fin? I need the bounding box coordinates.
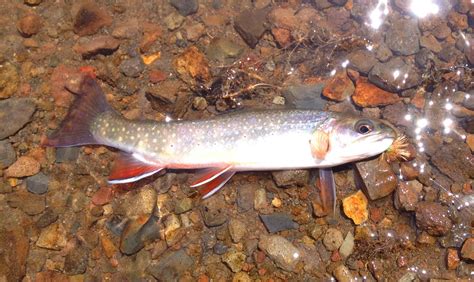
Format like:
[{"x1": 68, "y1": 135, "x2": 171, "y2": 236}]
[
  {"x1": 108, "y1": 152, "x2": 164, "y2": 184},
  {"x1": 199, "y1": 171, "x2": 235, "y2": 199},
  {"x1": 319, "y1": 168, "x2": 336, "y2": 216},
  {"x1": 190, "y1": 165, "x2": 233, "y2": 188}
]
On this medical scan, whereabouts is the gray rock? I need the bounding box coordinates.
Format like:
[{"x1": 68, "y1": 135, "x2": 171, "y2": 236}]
[
  {"x1": 462, "y1": 92, "x2": 474, "y2": 110},
  {"x1": 369, "y1": 57, "x2": 422, "y2": 92},
  {"x1": 64, "y1": 241, "x2": 88, "y2": 275},
  {"x1": 170, "y1": 0, "x2": 198, "y2": 16},
  {"x1": 283, "y1": 83, "x2": 327, "y2": 110},
  {"x1": 234, "y1": 8, "x2": 269, "y2": 48},
  {"x1": 415, "y1": 202, "x2": 452, "y2": 236},
  {"x1": 213, "y1": 241, "x2": 228, "y2": 255},
  {"x1": 174, "y1": 197, "x2": 193, "y2": 214},
  {"x1": 55, "y1": 147, "x2": 80, "y2": 163},
  {"x1": 354, "y1": 156, "x2": 397, "y2": 200},
  {"x1": 260, "y1": 213, "x2": 299, "y2": 233},
  {"x1": 385, "y1": 19, "x2": 420, "y2": 55},
  {"x1": 322, "y1": 228, "x2": 344, "y2": 251},
  {"x1": 237, "y1": 184, "x2": 255, "y2": 212},
  {"x1": 146, "y1": 249, "x2": 194, "y2": 280},
  {"x1": 26, "y1": 172, "x2": 49, "y2": 194},
  {"x1": 0, "y1": 98, "x2": 36, "y2": 140},
  {"x1": 339, "y1": 231, "x2": 354, "y2": 258},
  {"x1": 431, "y1": 142, "x2": 474, "y2": 182},
  {"x1": 348, "y1": 49, "x2": 378, "y2": 74},
  {"x1": 120, "y1": 215, "x2": 160, "y2": 255},
  {"x1": 202, "y1": 195, "x2": 228, "y2": 227},
  {"x1": 415, "y1": 48, "x2": 435, "y2": 69},
  {"x1": 120, "y1": 57, "x2": 145, "y2": 78},
  {"x1": 329, "y1": 0, "x2": 347, "y2": 5},
  {"x1": 272, "y1": 170, "x2": 309, "y2": 187},
  {"x1": 36, "y1": 207, "x2": 58, "y2": 228},
  {"x1": 6, "y1": 189, "x2": 45, "y2": 216},
  {"x1": 313, "y1": 0, "x2": 333, "y2": 10},
  {"x1": 438, "y1": 45, "x2": 462, "y2": 62},
  {"x1": 0, "y1": 140, "x2": 16, "y2": 169},
  {"x1": 375, "y1": 44, "x2": 392, "y2": 62},
  {"x1": 258, "y1": 235, "x2": 301, "y2": 272}
]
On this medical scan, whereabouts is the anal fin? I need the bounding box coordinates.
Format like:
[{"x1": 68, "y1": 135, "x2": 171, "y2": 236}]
[
  {"x1": 198, "y1": 171, "x2": 235, "y2": 199},
  {"x1": 108, "y1": 152, "x2": 164, "y2": 184},
  {"x1": 190, "y1": 165, "x2": 234, "y2": 188}
]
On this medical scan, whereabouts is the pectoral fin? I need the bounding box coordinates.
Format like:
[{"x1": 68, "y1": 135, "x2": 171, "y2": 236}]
[
  {"x1": 108, "y1": 152, "x2": 164, "y2": 184},
  {"x1": 310, "y1": 130, "x2": 330, "y2": 160},
  {"x1": 318, "y1": 168, "x2": 336, "y2": 215}
]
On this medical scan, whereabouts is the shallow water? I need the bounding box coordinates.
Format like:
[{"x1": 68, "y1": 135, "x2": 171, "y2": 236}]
[{"x1": 0, "y1": 0, "x2": 473, "y2": 281}]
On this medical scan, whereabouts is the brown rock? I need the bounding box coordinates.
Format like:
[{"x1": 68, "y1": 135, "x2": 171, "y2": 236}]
[
  {"x1": 395, "y1": 180, "x2": 422, "y2": 211},
  {"x1": 342, "y1": 190, "x2": 368, "y2": 225},
  {"x1": 447, "y1": 11, "x2": 468, "y2": 30},
  {"x1": 268, "y1": 7, "x2": 298, "y2": 30},
  {"x1": 149, "y1": 69, "x2": 168, "y2": 84},
  {"x1": 174, "y1": 46, "x2": 211, "y2": 85},
  {"x1": 447, "y1": 248, "x2": 460, "y2": 270},
  {"x1": 50, "y1": 65, "x2": 83, "y2": 107},
  {"x1": 17, "y1": 12, "x2": 42, "y2": 37},
  {"x1": 36, "y1": 223, "x2": 67, "y2": 250},
  {"x1": 411, "y1": 89, "x2": 425, "y2": 109},
  {"x1": 91, "y1": 186, "x2": 114, "y2": 206},
  {"x1": 0, "y1": 228, "x2": 29, "y2": 281},
  {"x1": 419, "y1": 34, "x2": 442, "y2": 53},
  {"x1": 6, "y1": 187, "x2": 45, "y2": 215},
  {"x1": 5, "y1": 156, "x2": 40, "y2": 178},
  {"x1": 185, "y1": 23, "x2": 205, "y2": 42},
  {"x1": 140, "y1": 22, "x2": 162, "y2": 52},
  {"x1": 271, "y1": 28, "x2": 291, "y2": 48},
  {"x1": 400, "y1": 161, "x2": 420, "y2": 180},
  {"x1": 465, "y1": 39, "x2": 474, "y2": 65},
  {"x1": 73, "y1": 1, "x2": 112, "y2": 36},
  {"x1": 352, "y1": 77, "x2": 400, "y2": 107},
  {"x1": 73, "y1": 35, "x2": 120, "y2": 58},
  {"x1": 355, "y1": 156, "x2": 398, "y2": 200},
  {"x1": 112, "y1": 19, "x2": 140, "y2": 39},
  {"x1": 466, "y1": 134, "x2": 474, "y2": 152},
  {"x1": 461, "y1": 238, "x2": 474, "y2": 261},
  {"x1": 415, "y1": 202, "x2": 452, "y2": 236},
  {"x1": 322, "y1": 71, "x2": 355, "y2": 101}
]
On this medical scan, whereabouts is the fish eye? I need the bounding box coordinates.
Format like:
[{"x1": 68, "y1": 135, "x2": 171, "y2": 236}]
[{"x1": 355, "y1": 120, "x2": 374, "y2": 135}]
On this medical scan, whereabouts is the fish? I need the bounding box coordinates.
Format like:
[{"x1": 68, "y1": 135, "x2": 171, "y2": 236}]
[{"x1": 43, "y1": 76, "x2": 396, "y2": 213}]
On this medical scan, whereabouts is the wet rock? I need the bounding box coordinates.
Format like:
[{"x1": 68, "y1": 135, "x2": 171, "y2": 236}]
[
  {"x1": 36, "y1": 207, "x2": 58, "y2": 228},
  {"x1": 271, "y1": 28, "x2": 291, "y2": 48},
  {"x1": 234, "y1": 8, "x2": 269, "y2": 48},
  {"x1": 375, "y1": 44, "x2": 392, "y2": 62},
  {"x1": 381, "y1": 103, "x2": 411, "y2": 129},
  {"x1": 385, "y1": 19, "x2": 420, "y2": 55},
  {"x1": 342, "y1": 190, "x2": 368, "y2": 225},
  {"x1": 369, "y1": 57, "x2": 422, "y2": 92},
  {"x1": 467, "y1": 134, "x2": 474, "y2": 151},
  {"x1": 415, "y1": 202, "x2": 452, "y2": 236},
  {"x1": 174, "y1": 197, "x2": 193, "y2": 214},
  {"x1": 17, "y1": 12, "x2": 42, "y2": 37},
  {"x1": 461, "y1": 238, "x2": 474, "y2": 260},
  {"x1": 123, "y1": 187, "x2": 156, "y2": 218},
  {"x1": 333, "y1": 264, "x2": 356, "y2": 282},
  {"x1": 461, "y1": 117, "x2": 474, "y2": 133},
  {"x1": 433, "y1": 23, "x2": 451, "y2": 40},
  {"x1": 26, "y1": 172, "x2": 49, "y2": 194},
  {"x1": 323, "y1": 228, "x2": 344, "y2": 251},
  {"x1": 163, "y1": 214, "x2": 181, "y2": 244},
  {"x1": 447, "y1": 11, "x2": 468, "y2": 30},
  {"x1": 64, "y1": 241, "x2": 88, "y2": 275},
  {"x1": 164, "y1": 12, "x2": 185, "y2": 31},
  {"x1": 339, "y1": 231, "x2": 354, "y2": 259},
  {"x1": 272, "y1": 169, "x2": 309, "y2": 187},
  {"x1": 120, "y1": 215, "x2": 160, "y2": 255},
  {"x1": 228, "y1": 219, "x2": 247, "y2": 243},
  {"x1": 465, "y1": 40, "x2": 474, "y2": 65},
  {"x1": 73, "y1": 35, "x2": 120, "y2": 58},
  {"x1": 5, "y1": 156, "x2": 40, "y2": 178},
  {"x1": 55, "y1": 147, "x2": 80, "y2": 163},
  {"x1": 415, "y1": 48, "x2": 435, "y2": 69},
  {"x1": 185, "y1": 23, "x2": 205, "y2": 42},
  {"x1": 213, "y1": 241, "x2": 228, "y2": 255},
  {"x1": 0, "y1": 228, "x2": 29, "y2": 281},
  {"x1": 420, "y1": 34, "x2": 442, "y2": 53},
  {"x1": 202, "y1": 195, "x2": 228, "y2": 227},
  {"x1": 394, "y1": 180, "x2": 422, "y2": 211},
  {"x1": 283, "y1": 82, "x2": 327, "y2": 110},
  {"x1": 91, "y1": 186, "x2": 114, "y2": 206},
  {"x1": 223, "y1": 249, "x2": 246, "y2": 272},
  {"x1": 170, "y1": 0, "x2": 198, "y2": 16},
  {"x1": 254, "y1": 188, "x2": 268, "y2": 211},
  {"x1": 438, "y1": 45, "x2": 462, "y2": 63},
  {"x1": 268, "y1": 7, "x2": 298, "y2": 30},
  {"x1": 192, "y1": 96, "x2": 208, "y2": 111},
  {"x1": 120, "y1": 57, "x2": 144, "y2": 78},
  {"x1": 112, "y1": 19, "x2": 140, "y2": 39},
  {"x1": 0, "y1": 63, "x2": 20, "y2": 99},
  {"x1": 73, "y1": 2, "x2": 112, "y2": 36},
  {"x1": 0, "y1": 98, "x2": 35, "y2": 139},
  {"x1": 260, "y1": 213, "x2": 299, "y2": 233},
  {"x1": 431, "y1": 142, "x2": 474, "y2": 182},
  {"x1": 259, "y1": 235, "x2": 301, "y2": 272},
  {"x1": 348, "y1": 49, "x2": 378, "y2": 75},
  {"x1": 207, "y1": 38, "x2": 244, "y2": 61},
  {"x1": 0, "y1": 140, "x2": 15, "y2": 169},
  {"x1": 353, "y1": 77, "x2": 400, "y2": 107},
  {"x1": 146, "y1": 249, "x2": 194, "y2": 280},
  {"x1": 447, "y1": 248, "x2": 460, "y2": 270},
  {"x1": 237, "y1": 184, "x2": 255, "y2": 212},
  {"x1": 233, "y1": 272, "x2": 252, "y2": 282},
  {"x1": 174, "y1": 46, "x2": 211, "y2": 85},
  {"x1": 322, "y1": 71, "x2": 355, "y2": 101},
  {"x1": 36, "y1": 222, "x2": 67, "y2": 250},
  {"x1": 355, "y1": 157, "x2": 397, "y2": 200},
  {"x1": 6, "y1": 188, "x2": 44, "y2": 214},
  {"x1": 24, "y1": 0, "x2": 42, "y2": 5}
]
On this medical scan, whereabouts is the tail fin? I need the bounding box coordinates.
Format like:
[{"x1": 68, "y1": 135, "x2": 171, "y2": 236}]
[{"x1": 42, "y1": 76, "x2": 111, "y2": 147}]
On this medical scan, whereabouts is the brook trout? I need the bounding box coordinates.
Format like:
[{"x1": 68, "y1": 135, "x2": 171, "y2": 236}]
[{"x1": 44, "y1": 77, "x2": 396, "y2": 212}]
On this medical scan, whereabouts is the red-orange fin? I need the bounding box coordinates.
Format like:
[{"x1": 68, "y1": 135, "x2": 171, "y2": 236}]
[
  {"x1": 318, "y1": 168, "x2": 336, "y2": 216},
  {"x1": 108, "y1": 153, "x2": 164, "y2": 184},
  {"x1": 198, "y1": 171, "x2": 235, "y2": 199},
  {"x1": 190, "y1": 165, "x2": 233, "y2": 188}
]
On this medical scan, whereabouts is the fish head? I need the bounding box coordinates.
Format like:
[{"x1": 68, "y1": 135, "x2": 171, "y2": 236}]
[{"x1": 324, "y1": 116, "x2": 396, "y2": 164}]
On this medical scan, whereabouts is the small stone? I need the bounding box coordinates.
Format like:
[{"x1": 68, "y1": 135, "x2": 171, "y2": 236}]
[
  {"x1": 213, "y1": 241, "x2": 228, "y2": 255},
  {"x1": 322, "y1": 71, "x2": 355, "y2": 101},
  {"x1": 283, "y1": 82, "x2": 327, "y2": 110},
  {"x1": 323, "y1": 228, "x2": 344, "y2": 251},
  {"x1": 355, "y1": 156, "x2": 398, "y2": 200},
  {"x1": 253, "y1": 188, "x2": 267, "y2": 211},
  {"x1": 0, "y1": 140, "x2": 16, "y2": 169},
  {"x1": 26, "y1": 172, "x2": 49, "y2": 194},
  {"x1": 91, "y1": 186, "x2": 114, "y2": 206},
  {"x1": 461, "y1": 238, "x2": 474, "y2": 261},
  {"x1": 272, "y1": 169, "x2": 309, "y2": 187},
  {"x1": 192, "y1": 97, "x2": 208, "y2": 111},
  {"x1": 375, "y1": 44, "x2": 392, "y2": 62},
  {"x1": 0, "y1": 98, "x2": 35, "y2": 139},
  {"x1": 385, "y1": 19, "x2": 420, "y2": 55},
  {"x1": 174, "y1": 46, "x2": 211, "y2": 85},
  {"x1": 223, "y1": 250, "x2": 246, "y2": 272},
  {"x1": 420, "y1": 34, "x2": 442, "y2": 53},
  {"x1": 353, "y1": 77, "x2": 400, "y2": 107},
  {"x1": 73, "y1": 35, "x2": 120, "y2": 58},
  {"x1": 112, "y1": 19, "x2": 140, "y2": 39},
  {"x1": 36, "y1": 223, "x2": 67, "y2": 250},
  {"x1": 234, "y1": 8, "x2": 269, "y2": 48},
  {"x1": 432, "y1": 23, "x2": 451, "y2": 40},
  {"x1": 415, "y1": 202, "x2": 453, "y2": 236},
  {"x1": 185, "y1": 23, "x2": 205, "y2": 42},
  {"x1": 237, "y1": 184, "x2": 255, "y2": 212},
  {"x1": 348, "y1": 49, "x2": 377, "y2": 74},
  {"x1": 447, "y1": 11, "x2": 468, "y2": 30},
  {"x1": 0, "y1": 228, "x2": 29, "y2": 281},
  {"x1": 229, "y1": 219, "x2": 247, "y2": 243},
  {"x1": 36, "y1": 207, "x2": 58, "y2": 228},
  {"x1": 394, "y1": 180, "x2": 422, "y2": 211},
  {"x1": 120, "y1": 57, "x2": 145, "y2": 78},
  {"x1": 258, "y1": 235, "x2": 301, "y2": 272},
  {"x1": 271, "y1": 28, "x2": 292, "y2": 48},
  {"x1": 64, "y1": 242, "x2": 88, "y2": 275},
  {"x1": 170, "y1": 0, "x2": 198, "y2": 16},
  {"x1": 7, "y1": 188, "x2": 45, "y2": 215},
  {"x1": 232, "y1": 272, "x2": 251, "y2": 282},
  {"x1": 0, "y1": 63, "x2": 20, "y2": 99},
  {"x1": 272, "y1": 96, "x2": 285, "y2": 105},
  {"x1": 342, "y1": 190, "x2": 368, "y2": 225},
  {"x1": 5, "y1": 156, "x2": 40, "y2": 178},
  {"x1": 260, "y1": 213, "x2": 299, "y2": 233},
  {"x1": 17, "y1": 12, "x2": 42, "y2": 37},
  {"x1": 146, "y1": 249, "x2": 194, "y2": 280},
  {"x1": 174, "y1": 197, "x2": 193, "y2": 214},
  {"x1": 73, "y1": 2, "x2": 112, "y2": 36},
  {"x1": 202, "y1": 195, "x2": 228, "y2": 227},
  {"x1": 207, "y1": 38, "x2": 244, "y2": 61},
  {"x1": 268, "y1": 7, "x2": 298, "y2": 30},
  {"x1": 333, "y1": 264, "x2": 356, "y2": 282},
  {"x1": 369, "y1": 57, "x2": 422, "y2": 92},
  {"x1": 55, "y1": 147, "x2": 80, "y2": 163},
  {"x1": 271, "y1": 197, "x2": 282, "y2": 208},
  {"x1": 24, "y1": 0, "x2": 42, "y2": 5},
  {"x1": 164, "y1": 12, "x2": 185, "y2": 31},
  {"x1": 466, "y1": 134, "x2": 474, "y2": 152},
  {"x1": 447, "y1": 248, "x2": 460, "y2": 270},
  {"x1": 120, "y1": 215, "x2": 160, "y2": 255},
  {"x1": 121, "y1": 186, "x2": 156, "y2": 218},
  {"x1": 431, "y1": 142, "x2": 474, "y2": 182},
  {"x1": 339, "y1": 232, "x2": 354, "y2": 258}
]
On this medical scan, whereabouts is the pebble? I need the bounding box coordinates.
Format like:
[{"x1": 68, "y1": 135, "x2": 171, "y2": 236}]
[
  {"x1": 64, "y1": 242, "x2": 88, "y2": 275},
  {"x1": 323, "y1": 228, "x2": 344, "y2": 251},
  {"x1": 283, "y1": 82, "x2": 327, "y2": 110},
  {"x1": 354, "y1": 156, "x2": 398, "y2": 200},
  {"x1": 253, "y1": 188, "x2": 268, "y2": 211},
  {"x1": 431, "y1": 142, "x2": 474, "y2": 182},
  {"x1": 174, "y1": 46, "x2": 211, "y2": 85},
  {"x1": 466, "y1": 135, "x2": 474, "y2": 152},
  {"x1": 394, "y1": 180, "x2": 422, "y2": 211},
  {"x1": 348, "y1": 49, "x2": 377, "y2": 74},
  {"x1": 234, "y1": 8, "x2": 269, "y2": 48},
  {"x1": 447, "y1": 11, "x2": 468, "y2": 30},
  {"x1": 120, "y1": 215, "x2": 160, "y2": 255},
  {"x1": 339, "y1": 232, "x2": 354, "y2": 258},
  {"x1": 17, "y1": 12, "x2": 42, "y2": 37},
  {"x1": 260, "y1": 213, "x2": 299, "y2": 233},
  {"x1": 73, "y1": 2, "x2": 112, "y2": 36},
  {"x1": 420, "y1": 34, "x2": 442, "y2": 53},
  {"x1": 36, "y1": 223, "x2": 67, "y2": 250},
  {"x1": 26, "y1": 172, "x2": 49, "y2": 194},
  {"x1": 375, "y1": 44, "x2": 392, "y2": 62},
  {"x1": 228, "y1": 219, "x2": 247, "y2": 243},
  {"x1": 369, "y1": 57, "x2": 421, "y2": 92},
  {"x1": 322, "y1": 71, "x2": 355, "y2": 101},
  {"x1": 415, "y1": 202, "x2": 453, "y2": 236},
  {"x1": 170, "y1": 0, "x2": 198, "y2": 16},
  {"x1": 237, "y1": 184, "x2": 255, "y2": 212},
  {"x1": 174, "y1": 197, "x2": 193, "y2": 214},
  {"x1": 258, "y1": 235, "x2": 301, "y2": 272},
  {"x1": 146, "y1": 249, "x2": 194, "y2": 280},
  {"x1": 213, "y1": 241, "x2": 228, "y2": 255},
  {"x1": 271, "y1": 169, "x2": 309, "y2": 187},
  {"x1": 0, "y1": 98, "x2": 36, "y2": 139},
  {"x1": 55, "y1": 147, "x2": 80, "y2": 163},
  {"x1": 164, "y1": 12, "x2": 185, "y2": 31},
  {"x1": 112, "y1": 19, "x2": 140, "y2": 39},
  {"x1": 352, "y1": 77, "x2": 400, "y2": 107},
  {"x1": 447, "y1": 248, "x2": 460, "y2": 270},
  {"x1": 207, "y1": 38, "x2": 244, "y2": 61},
  {"x1": 24, "y1": 0, "x2": 42, "y2": 5},
  {"x1": 333, "y1": 264, "x2": 357, "y2": 282},
  {"x1": 7, "y1": 188, "x2": 45, "y2": 215},
  {"x1": 5, "y1": 156, "x2": 40, "y2": 178},
  {"x1": 385, "y1": 19, "x2": 420, "y2": 55},
  {"x1": 192, "y1": 97, "x2": 208, "y2": 111},
  {"x1": 73, "y1": 35, "x2": 120, "y2": 58},
  {"x1": 222, "y1": 249, "x2": 246, "y2": 272},
  {"x1": 36, "y1": 207, "x2": 58, "y2": 228},
  {"x1": 0, "y1": 228, "x2": 29, "y2": 281},
  {"x1": 232, "y1": 272, "x2": 252, "y2": 282},
  {"x1": 461, "y1": 238, "x2": 474, "y2": 261},
  {"x1": 185, "y1": 23, "x2": 205, "y2": 42},
  {"x1": 122, "y1": 186, "x2": 156, "y2": 218},
  {"x1": 0, "y1": 63, "x2": 20, "y2": 99},
  {"x1": 120, "y1": 57, "x2": 145, "y2": 78},
  {"x1": 91, "y1": 186, "x2": 114, "y2": 206},
  {"x1": 201, "y1": 195, "x2": 228, "y2": 227},
  {"x1": 0, "y1": 140, "x2": 16, "y2": 169}
]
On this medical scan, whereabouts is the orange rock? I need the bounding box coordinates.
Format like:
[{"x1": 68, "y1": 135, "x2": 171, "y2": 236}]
[
  {"x1": 140, "y1": 22, "x2": 162, "y2": 53},
  {"x1": 352, "y1": 77, "x2": 400, "y2": 107},
  {"x1": 322, "y1": 71, "x2": 355, "y2": 101},
  {"x1": 342, "y1": 190, "x2": 368, "y2": 225},
  {"x1": 411, "y1": 89, "x2": 425, "y2": 109},
  {"x1": 271, "y1": 28, "x2": 292, "y2": 48},
  {"x1": 446, "y1": 248, "x2": 460, "y2": 270},
  {"x1": 5, "y1": 156, "x2": 40, "y2": 178},
  {"x1": 149, "y1": 69, "x2": 167, "y2": 83},
  {"x1": 466, "y1": 134, "x2": 474, "y2": 152},
  {"x1": 173, "y1": 46, "x2": 211, "y2": 84}
]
